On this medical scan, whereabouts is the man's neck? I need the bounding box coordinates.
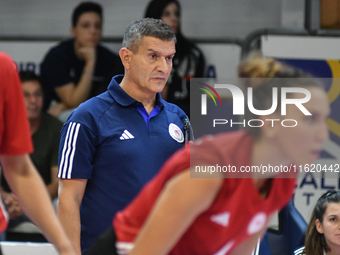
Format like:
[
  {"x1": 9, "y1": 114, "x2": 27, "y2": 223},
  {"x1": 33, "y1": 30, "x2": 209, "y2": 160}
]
[
  {"x1": 29, "y1": 117, "x2": 41, "y2": 135},
  {"x1": 120, "y1": 77, "x2": 157, "y2": 115}
]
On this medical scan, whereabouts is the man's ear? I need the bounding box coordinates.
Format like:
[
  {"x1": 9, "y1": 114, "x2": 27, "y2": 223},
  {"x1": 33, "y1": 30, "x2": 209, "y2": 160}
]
[
  {"x1": 316, "y1": 219, "x2": 324, "y2": 234},
  {"x1": 119, "y1": 48, "x2": 132, "y2": 70}
]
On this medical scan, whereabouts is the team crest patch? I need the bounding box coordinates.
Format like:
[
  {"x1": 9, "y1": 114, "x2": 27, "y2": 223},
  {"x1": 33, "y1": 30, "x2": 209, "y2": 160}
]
[{"x1": 169, "y1": 123, "x2": 184, "y2": 143}]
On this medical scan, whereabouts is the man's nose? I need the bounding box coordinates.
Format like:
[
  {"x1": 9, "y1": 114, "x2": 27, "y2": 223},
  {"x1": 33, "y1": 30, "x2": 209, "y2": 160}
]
[{"x1": 157, "y1": 57, "x2": 169, "y2": 73}]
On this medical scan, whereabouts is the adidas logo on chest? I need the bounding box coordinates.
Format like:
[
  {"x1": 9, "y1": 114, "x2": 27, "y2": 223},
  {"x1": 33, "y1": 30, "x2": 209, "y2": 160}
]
[{"x1": 120, "y1": 129, "x2": 134, "y2": 140}]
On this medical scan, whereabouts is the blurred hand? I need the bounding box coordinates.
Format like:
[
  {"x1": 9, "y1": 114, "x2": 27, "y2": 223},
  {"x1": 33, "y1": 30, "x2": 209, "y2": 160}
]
[
  {"x1": 77, "y1": 47, "x2": 96, "y2": 64},
  {"x1": 2, "y1": 192, "x2": 24, "y2": 219},
  {"x1": 47, "y1": 102, "x2": 67, "y2": 117}
]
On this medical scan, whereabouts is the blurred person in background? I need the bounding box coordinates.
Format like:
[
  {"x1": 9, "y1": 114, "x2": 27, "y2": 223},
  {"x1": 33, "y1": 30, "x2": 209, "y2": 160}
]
[
  {"x1": 40, "y1": 1, "x2": 123, "y2": 121},
  {"x1": 145, "y1": 0, "x2": 206, "y2": 117}
]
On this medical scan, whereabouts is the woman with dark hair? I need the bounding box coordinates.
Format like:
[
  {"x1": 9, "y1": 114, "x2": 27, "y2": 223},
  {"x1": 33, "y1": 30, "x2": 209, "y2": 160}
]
[
  {"x1": 294, "y1": 190, "x2": 340, "y2": 255},
  {"x1": 145, "y1": 0, "x2": 206, "y2": 117}
]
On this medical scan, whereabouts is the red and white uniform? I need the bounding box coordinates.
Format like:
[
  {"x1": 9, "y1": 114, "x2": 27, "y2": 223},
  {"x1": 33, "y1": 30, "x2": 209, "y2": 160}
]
[
  {"x1": 113, "y1": 131, "x2": 296, "y2": 254},
  {"x1": 0, "y1": 52, "x2": 33, "y2": 232}
]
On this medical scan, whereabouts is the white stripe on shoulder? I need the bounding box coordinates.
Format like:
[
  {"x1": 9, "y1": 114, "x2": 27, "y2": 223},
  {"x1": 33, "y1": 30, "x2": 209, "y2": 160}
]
[
  {"x1": 58, "y1": 122, "x2": 81, "y2": 179},
  {"x1": 62, "y1": 122, "x2": 76, "y2": 179},
  {"x1": 294, "y1": 246, "x2": 305, "y2": 255},
  {"x1": 67, "y1": 123, "x2": 80, "y2": 179},
  {"x1": 58, "y1": 122, "x2": 73, "y2": 178}
]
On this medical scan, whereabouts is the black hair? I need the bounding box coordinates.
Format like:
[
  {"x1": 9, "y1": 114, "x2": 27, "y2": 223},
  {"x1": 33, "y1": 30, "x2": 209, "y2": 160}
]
[
  {"x1": 145, "y1": 0, "x2": 181, "y2": 21},
  {"x1": 19, "y1": 70, "x2": 40, "y2": 84},
  {"x1": 72, "y1": 1, "x2": 102, "y2": 27}
]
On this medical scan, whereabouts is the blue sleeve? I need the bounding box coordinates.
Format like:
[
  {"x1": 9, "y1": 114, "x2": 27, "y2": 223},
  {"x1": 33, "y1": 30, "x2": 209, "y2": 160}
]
[{"x1": 58, "y1": 121, "x2": 96, "y2": 179}]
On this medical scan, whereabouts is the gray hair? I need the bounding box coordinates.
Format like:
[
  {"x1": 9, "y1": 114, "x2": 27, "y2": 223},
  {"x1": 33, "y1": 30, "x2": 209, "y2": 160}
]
[{"x1": 122, "y1": 18, "x2": 176, "y2": 53}]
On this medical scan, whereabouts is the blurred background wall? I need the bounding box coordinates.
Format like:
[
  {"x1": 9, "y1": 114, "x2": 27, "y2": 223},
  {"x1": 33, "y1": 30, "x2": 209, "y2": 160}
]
[{"x1": 0, "y1": 0, "x2": 309, "y2": 40}]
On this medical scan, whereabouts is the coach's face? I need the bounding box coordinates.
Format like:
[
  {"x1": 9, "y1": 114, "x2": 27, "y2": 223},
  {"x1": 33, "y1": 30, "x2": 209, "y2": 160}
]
[{"x1": 129, "y1": 36, "x2": 175, "y2": 95}]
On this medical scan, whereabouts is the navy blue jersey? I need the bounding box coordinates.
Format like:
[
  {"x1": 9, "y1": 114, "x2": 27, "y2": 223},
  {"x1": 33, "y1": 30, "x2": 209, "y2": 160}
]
[{"x1": 58, "y1": 75, "x2": 187, "y2": 253}]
